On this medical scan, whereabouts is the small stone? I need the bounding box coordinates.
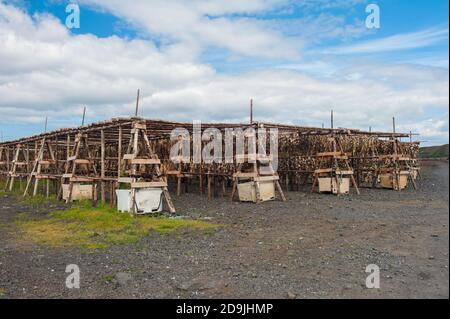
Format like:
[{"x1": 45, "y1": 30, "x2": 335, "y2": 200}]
[
  {"x1": 344, "y1": 284, "x2": 353, "y2": 290},
  {"x1": 287, "y1": 292, "x2": 296, "y2": 299}
]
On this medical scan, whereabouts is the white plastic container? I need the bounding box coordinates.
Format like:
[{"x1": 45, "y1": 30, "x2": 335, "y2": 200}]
[
  {"x1": 116, "y1": 189, "x2": 131, "y2": 212},
  {"x1": 115, "y1": 188, "x2": 163, "y2": 213}
]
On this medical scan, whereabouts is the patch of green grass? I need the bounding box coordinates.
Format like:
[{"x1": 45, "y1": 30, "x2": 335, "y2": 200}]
[
  {"x1": 0, "y1": 179, "x2": 61, "y2": 208},
  {"x1": 22, "y1": 194, "x2": 60, "y2": 208},
  {"x1": 0, "y1": 179, "x2": 25, "y2": 196},
  {"x1": 103, "y1": 274, "x2": 115, "y2": 283},
  {"x1": 16, "y1": 202, "x2": 220, "y2": 250},
  {"x1": 0, "y1": 180, "x2": 5, "y2": 194}
]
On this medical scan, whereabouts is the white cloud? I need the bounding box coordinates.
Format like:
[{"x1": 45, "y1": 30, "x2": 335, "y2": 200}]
[
  {"x1": 80, "y1": 0, "x2": 301, "y2": 59},
  {"x1": 397, "y1": 117, "x2": 449, "y2": 146},
  {"x1": 326, "y1": 27, "x2": 449, "y2": 54},
  {"x1": 0, "y1": 2, "x2": 448, "y2": 145}
]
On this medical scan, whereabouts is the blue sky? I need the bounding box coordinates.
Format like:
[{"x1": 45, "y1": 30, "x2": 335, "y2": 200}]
[{"x1": 0, "y1": 0, "x2": 448, "y2": 145}]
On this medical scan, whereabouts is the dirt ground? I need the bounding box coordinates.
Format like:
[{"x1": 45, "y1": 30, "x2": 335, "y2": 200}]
[{"x1": 0, "y1": 161, "x2": 448, "y2": 299}]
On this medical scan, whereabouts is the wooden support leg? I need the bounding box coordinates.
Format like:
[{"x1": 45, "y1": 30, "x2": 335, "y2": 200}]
[
  {"x1": 162, "y1": 187, "x2": 176, "y2": 214},
  {"x1": 23, "y1": 175, "x2": 33, "y2": 197},
  {"x1": 231, "y1": 179, "x2": 237, "y2": 202},
  {"x1": 395, "y1": 170, "x2": 401, "y2": 192},
  {"x1": 109, "y1": 182, "x2": 114, "y2": 208},
  {"x1": 335, "y1": 176, "x2": 341, "y2": 196},
  {"x1": 254, "y1": 181, "x2": 261, "y2": 204},
  {"x1": 207, "y1": 174, "x2": 211, "y2": 198},
  {"x1": 350, "y1": 174, "x2": 361, "y2": 195},
  {"x1": 213, "y1": 175, "x2": 219, "y2": 198},
  {"x1": 372, "y1": 171, "x2": 379, "y2": 188},
  {"x1": 101, "y1": 182, "x2": 106, "y2": 203},
  {"x1": 409, "y1": 174, "x2": 418, "y2": 190},
  {"x1": 8, "y1": 176, "x2": 15, "y2": 192},
  {"x1": 177, "y1": 175, "x2": 181, "y2": 196},
  {"x1": 66, "y1": 182, "x2": 74, "y2": 203},
  {"x1": 417, "y1": 170, "x2": 422, "y2": 180},
  {"x1": 221, "y1": 177, "x2": 226, "y2": 197},
  {"x1": 33, "y1": 178, "x2": 39, "y2": 197},
  {"x1": 310, "y1": 176, "x2": 318, "y2": 193},
  {"x1": 130, "y1": 188, "x2": 137, "y2": 216},
  {"x1": 4, "y1": 175, "x2": 10, "y2": 191},
  {"x1": 91, "y1": 182, "x2": 97, "y2": 207},
  {"x1": 275, "y1": 180, "x2": 286, "y2": 201}
]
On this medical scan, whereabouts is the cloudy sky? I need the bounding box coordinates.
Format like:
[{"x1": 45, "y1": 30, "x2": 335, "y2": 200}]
[{"x1": 0, "y1": 0, "x2": 448, "y2": 145}]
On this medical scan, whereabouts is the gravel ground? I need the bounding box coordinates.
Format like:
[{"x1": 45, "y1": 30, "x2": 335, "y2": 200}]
[{"x1": 0, "y1": 161, "x2": 448, "y2": 299}]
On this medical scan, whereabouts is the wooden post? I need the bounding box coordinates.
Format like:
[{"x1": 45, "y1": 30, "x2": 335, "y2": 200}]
[
  {"x1": 118, "y1": 126, "x2": 122, "y2": 179},
  {"x1": 393, "y1": 117, "x2": 396, "y2": 134},
  {"x1": 101, "y1": 130, "x2": 106, "y2": 203},
  {"x1": 46, "y1": 179, "x2": 50, "y2": 198},
  {"x1": 199, "y1": 165, "x2": 203, "y2": 194},
  {"x1": 6, "y1": 146, "x2": 10, "y2": 174},
  {"x1": 331, "y1": 110, "x2": 334, "y2": 129},
  {"x1": 81, "y1": 107, "x2": 86, "y2": 126},
  {"x1": 213, "y1": 172, "x2": 219, "y2": 198},
  {"x1": 207, "y1": 173, "x2": 212, "y2": 198},
  {"x1": 26, "y1": 144, "x2": 30, "y2": 173},
  {"x1": 109, "y1": 182, "x2": 114, "y2": 208},
  {"x1": 250, "y1": 99, "x2": 253, "y2": 124},
  {"x1": 135, "y1": 89, "x2": 140, "y2": 117},
  {"x1": 66, "y1": 134, "x2": 70, "y2": 160}
]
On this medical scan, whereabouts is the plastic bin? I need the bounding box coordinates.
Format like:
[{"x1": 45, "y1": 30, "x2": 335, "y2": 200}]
[{"x1": 116, "y1": 188, "x2": 163, "y2": 213}]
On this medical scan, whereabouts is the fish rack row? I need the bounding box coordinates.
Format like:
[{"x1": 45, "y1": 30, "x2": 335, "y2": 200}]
[{"x1": 0, "y1": 117, "x2": 420, "y2": 213}]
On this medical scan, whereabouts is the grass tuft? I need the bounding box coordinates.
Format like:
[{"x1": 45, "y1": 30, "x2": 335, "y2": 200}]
[
  {"x1": 16, "y1": 202, "x2": 220, "y2": 250},
  {"x1": 22, "y1": 195, "x2": 60, "y2": 208},
  {"x1": 0, "y1": 179, "x2": 60, "y2": 208}
]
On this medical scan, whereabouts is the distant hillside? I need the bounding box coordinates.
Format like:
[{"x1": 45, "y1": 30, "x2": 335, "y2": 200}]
[{"x1": 420, "y1": 144, "x2": 449, "y2": 159}]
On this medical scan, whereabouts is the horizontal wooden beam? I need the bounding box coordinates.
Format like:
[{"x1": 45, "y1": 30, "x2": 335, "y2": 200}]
[
  {"x1": 131, "y1": 159, "x2": 161, "y2": 165},
  {"x1": 131, "y1": 181, "x2": 168, "y2": 188}
]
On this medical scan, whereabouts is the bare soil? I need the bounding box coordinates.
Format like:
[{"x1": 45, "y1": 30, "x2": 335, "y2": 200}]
[{"x1": 0, "y1": 161, "x2": 448, "y2": 299}]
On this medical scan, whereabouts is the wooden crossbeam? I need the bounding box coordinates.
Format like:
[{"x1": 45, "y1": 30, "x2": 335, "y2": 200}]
[
  {"x1": 131, "y1": 181, "x2": 168, "y2": 188},
  {"x1": 131, "y1": 158, "x2": 161, "y2": 165}
]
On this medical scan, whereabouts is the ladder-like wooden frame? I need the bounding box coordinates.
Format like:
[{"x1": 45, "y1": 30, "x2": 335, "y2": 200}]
[
  {"x1": 231, "y1": 153, "x2": 286, "y2": 203},
  {"x1": 0, "y1": 146, "x2": 9, "y2": 176},
  {"x1": 58, "y1": 132, "x2": 98, "y2": 203},
  {"x1": 23, "y1": 137, "x2": 57, "y2": 197},
  {"x1": 311, "y1": 135, "x2": 360, "y2": 195},
  {"x1": 372, "y1": 137, "x2": 417, "y2": 191},
  {"x1": 119, "y1": 120, "x2": 176, "y2": 214},
  {"x1": 4, "y1": 144, "x2": 28, "y2": 192}
]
